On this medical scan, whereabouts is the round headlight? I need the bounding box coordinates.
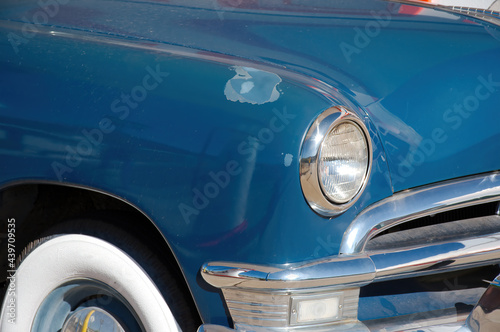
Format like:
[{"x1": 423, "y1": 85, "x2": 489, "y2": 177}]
[
  {"x1": 318, "y1": 121, "x2": 369, "y2": 203},
  {"x1": 300, "y1": 106, "x2": 371, "y2": 216}
]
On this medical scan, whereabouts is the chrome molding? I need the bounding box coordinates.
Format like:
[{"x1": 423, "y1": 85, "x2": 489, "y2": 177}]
[
  {"x1": 371, "y1": 232, "x2": 500, "y2": 281},
  {"x1": 340, "y1": 172, "x2": 500, "y2": 255},
  {"x1": 299, "y1": 106, "x2": 372, "y2": 217},
  {"x1": 202, "y1": 254, "x2": 375, "y2": 290},
  {"x1": 202, "y1": 232, "x2": 500, "y2": 290}
]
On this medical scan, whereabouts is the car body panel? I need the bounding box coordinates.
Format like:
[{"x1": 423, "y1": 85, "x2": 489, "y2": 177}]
[
  {"x1": 1, "y1": 0, "x2": 500, "y2": 327},
  {"x1": 3, "y1": 0, "x2": 499, "y2": 192}
]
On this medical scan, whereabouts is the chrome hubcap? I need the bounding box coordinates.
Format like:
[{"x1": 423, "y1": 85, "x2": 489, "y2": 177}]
[
  {"x1": 32, "y1": 280, "x2": 143, "y2": 332},
  {"x1": 61, "y1": 307, "x2": 125, "y2": 332}
]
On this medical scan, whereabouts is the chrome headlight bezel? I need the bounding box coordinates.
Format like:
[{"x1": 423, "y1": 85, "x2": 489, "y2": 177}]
[{"x1": 300, "y1": 106, "x2": 372, "y2": 217}]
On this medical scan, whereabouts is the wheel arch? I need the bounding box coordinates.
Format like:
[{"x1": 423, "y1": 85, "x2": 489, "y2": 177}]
[{"x1": 0, "y1": 180, "x2": 201, "y2": 323}]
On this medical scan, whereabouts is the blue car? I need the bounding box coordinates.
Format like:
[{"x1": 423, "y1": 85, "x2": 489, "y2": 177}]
[{"x1": 1, "y1": 0, "x2": 500, "y2": 331}]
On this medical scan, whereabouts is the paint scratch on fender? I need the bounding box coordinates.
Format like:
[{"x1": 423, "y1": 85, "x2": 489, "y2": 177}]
[{"x1": 224, "y1": 66, "x2": 281, "y2": 105}]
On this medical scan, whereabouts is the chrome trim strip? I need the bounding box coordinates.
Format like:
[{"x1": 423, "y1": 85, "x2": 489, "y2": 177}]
[
  {"x1": 231, "y1": 315, "x2": 286, "y2": 324},
  {"x1": 202, "y1": 232, "x2": 500, "y2": 290},
  {"x1": 202, "y1": 254, "x2": 375, "y2": 290},
  {"x1": 340, "y1": 172, "x2": 500, "y2": 255},
  {"x1": 299, "y1": 106, "x2": 372, "y2": 216},
  {"x1": 231, "y1": 311, "x2": 287, "y2": 320},
  {"x1": 371, "y1": 232, "x2": 500, "y2": 281},
  {"x1": 226, "y1": 301, "x2": 287, "y2": 309}
]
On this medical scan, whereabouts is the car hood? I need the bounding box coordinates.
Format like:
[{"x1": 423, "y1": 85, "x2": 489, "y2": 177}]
[
  {"x1": 2, "y1": 0, "x2": 499, "y2": 192},
  {"x1": 343, "y1": 3, "x2": 500, "y2": 191}
]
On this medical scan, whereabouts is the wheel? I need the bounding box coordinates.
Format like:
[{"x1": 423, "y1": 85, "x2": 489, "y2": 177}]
[{"x1": 0, "y1": 220, "x2": 199, "y2": 332}]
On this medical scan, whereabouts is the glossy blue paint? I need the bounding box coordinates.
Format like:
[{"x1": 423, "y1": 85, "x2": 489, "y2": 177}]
[{"x1": 1, "y1": 0, "x2": 499, "y2": 326}]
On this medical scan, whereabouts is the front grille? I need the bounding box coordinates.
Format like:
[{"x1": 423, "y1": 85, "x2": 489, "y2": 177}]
[
  {"x1": 349, "y1": 178, "x2": 500, "y2": 328},
  {"x1": 366, "y1": 201, "x2": 500, "y2": 251},
  {"x1": 375, "y1": 201, "x2": 499, "y2": 235}
]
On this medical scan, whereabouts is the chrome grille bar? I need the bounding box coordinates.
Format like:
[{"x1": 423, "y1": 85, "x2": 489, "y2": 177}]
[
  {"x1": 340, "y1": 172, "x2": 500, "y2": 255},
  {"x1": 203, "y1": 232, "x2": 500, "y2": 290},
  {"x1": 371, "y1": 232, "x2": 500, "y2": 281}
]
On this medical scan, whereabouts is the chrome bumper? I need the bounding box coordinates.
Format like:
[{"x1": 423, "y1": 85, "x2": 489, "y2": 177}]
[
  {"x1": 198, "y1": 322, "x2": 470, "y2": 332},
  {"x1": 197, "y1": 322, "x2": 371, "y2": 331},
  {"x1": 199, "y1": 173, "x2": 500, "y2": 331},
  {"x1": 199, "y1": 234, "x2": 500, "y2": 330},
  {"x1": 203, "y1": 233, "x2": 500, "y2": 290}
]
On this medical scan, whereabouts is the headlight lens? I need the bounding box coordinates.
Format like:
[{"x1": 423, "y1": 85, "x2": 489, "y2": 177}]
[{"x1": 319, "y1": 121, "x2": 369, "y2": 204}]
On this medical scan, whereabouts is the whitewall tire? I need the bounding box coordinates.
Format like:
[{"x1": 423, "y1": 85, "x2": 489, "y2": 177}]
[{"x1": 0, "y1": 234, "x2": 181, "y2": 331}]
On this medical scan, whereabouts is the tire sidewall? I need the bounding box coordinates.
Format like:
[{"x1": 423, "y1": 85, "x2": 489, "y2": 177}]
[{"x1": 0, "y1": 234, "x2": 181, "y2": 332}]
